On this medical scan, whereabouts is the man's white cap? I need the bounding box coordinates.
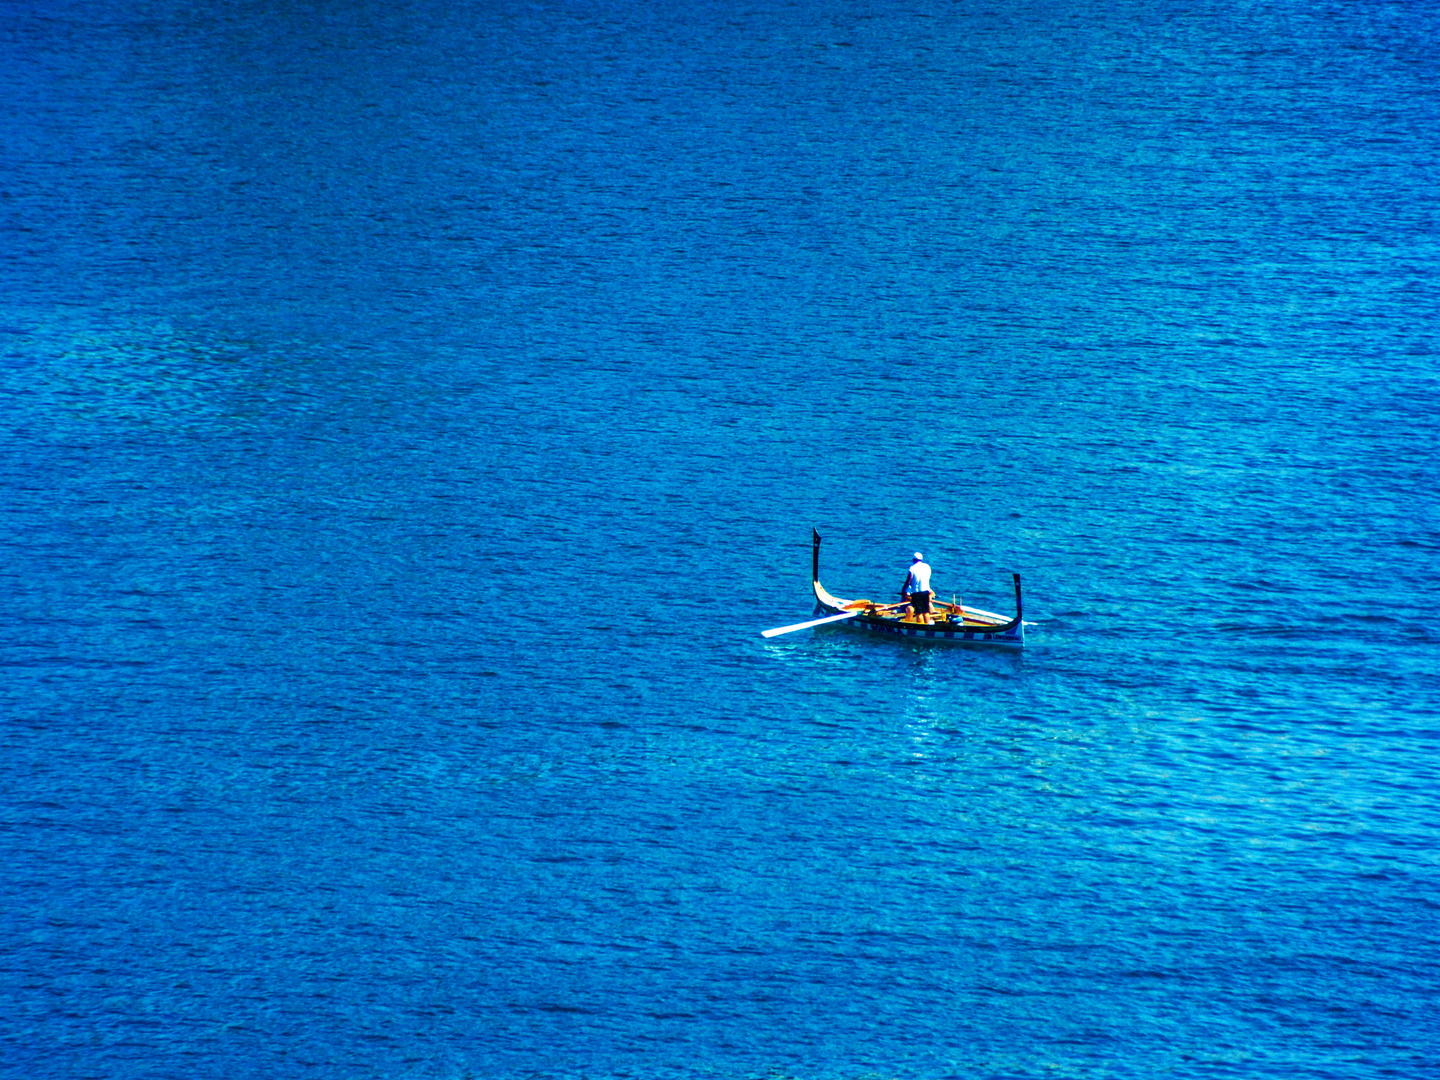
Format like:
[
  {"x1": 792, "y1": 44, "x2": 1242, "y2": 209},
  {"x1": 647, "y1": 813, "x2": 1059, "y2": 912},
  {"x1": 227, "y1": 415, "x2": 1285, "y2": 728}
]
[{"x1": 913, "y1": 552, "x2": 923, "y2": 561}]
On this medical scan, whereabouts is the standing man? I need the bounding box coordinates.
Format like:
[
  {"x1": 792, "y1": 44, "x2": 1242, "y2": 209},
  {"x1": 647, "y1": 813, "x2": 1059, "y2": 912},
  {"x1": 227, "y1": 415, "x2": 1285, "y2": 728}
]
[{"x1": 900, "y1": 551, "x2": 933, "y2": 622}]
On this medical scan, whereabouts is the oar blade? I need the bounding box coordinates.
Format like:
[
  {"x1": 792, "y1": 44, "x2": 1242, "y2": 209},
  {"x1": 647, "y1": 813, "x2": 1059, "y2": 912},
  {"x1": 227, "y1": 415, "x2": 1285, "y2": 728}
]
[{"x1": 760, "y1": 610, "x2": 860, "y2": 638}]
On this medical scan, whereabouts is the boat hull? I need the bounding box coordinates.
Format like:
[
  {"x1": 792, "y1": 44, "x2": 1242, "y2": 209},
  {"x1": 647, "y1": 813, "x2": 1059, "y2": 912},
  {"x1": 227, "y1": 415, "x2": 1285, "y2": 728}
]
[{"x1": 813, "y1": 588, "x2": 1024, "y2": 649}]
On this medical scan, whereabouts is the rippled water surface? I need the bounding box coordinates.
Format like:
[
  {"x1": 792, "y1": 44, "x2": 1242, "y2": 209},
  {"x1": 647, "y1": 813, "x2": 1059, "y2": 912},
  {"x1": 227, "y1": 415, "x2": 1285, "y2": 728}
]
[{"x1": 2, "y1": 1, "x2": 1438, "y2": 1077}]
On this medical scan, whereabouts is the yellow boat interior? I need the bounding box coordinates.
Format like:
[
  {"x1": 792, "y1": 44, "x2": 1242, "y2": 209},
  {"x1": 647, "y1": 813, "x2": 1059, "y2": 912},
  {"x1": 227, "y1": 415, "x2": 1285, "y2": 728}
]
[{"x1": 838, "y1": 598, "x2": 1004, "y2": 629}]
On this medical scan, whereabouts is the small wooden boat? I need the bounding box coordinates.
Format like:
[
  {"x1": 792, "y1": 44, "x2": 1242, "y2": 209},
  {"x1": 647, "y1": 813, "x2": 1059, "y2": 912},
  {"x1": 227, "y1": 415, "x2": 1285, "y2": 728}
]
[{"x1": 767, "y1": 530, "x2": 1024, "y2": 648}]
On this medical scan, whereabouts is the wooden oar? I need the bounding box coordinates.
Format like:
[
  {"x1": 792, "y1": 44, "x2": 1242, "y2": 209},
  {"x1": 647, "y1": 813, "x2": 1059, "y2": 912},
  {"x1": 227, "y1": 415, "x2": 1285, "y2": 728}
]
[{"x1": 760, "y1": 610, "x2": 863, "y2": 638}]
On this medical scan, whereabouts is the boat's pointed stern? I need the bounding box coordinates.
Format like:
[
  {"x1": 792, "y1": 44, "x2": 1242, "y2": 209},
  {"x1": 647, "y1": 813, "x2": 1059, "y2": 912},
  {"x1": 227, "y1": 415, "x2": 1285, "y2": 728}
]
[{"x1": 810, "y1": 529, "x2": 849, "y2": 614}]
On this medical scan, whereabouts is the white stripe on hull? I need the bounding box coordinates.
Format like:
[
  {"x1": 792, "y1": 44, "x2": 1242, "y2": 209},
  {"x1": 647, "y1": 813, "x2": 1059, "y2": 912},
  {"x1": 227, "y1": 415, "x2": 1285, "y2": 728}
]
[{"x1": 844, "y1": 619, "x2": 1023, "y2": 648}]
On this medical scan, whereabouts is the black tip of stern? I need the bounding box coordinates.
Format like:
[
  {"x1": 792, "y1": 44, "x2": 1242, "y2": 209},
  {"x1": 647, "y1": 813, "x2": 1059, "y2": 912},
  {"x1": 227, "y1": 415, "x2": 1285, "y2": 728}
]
[
  {"x1": 1012, "y1": 572, "x2": 1023, "y2": 619},
  {"x1": 812, "y1": 528, "x2": 822, "y2": 583}
]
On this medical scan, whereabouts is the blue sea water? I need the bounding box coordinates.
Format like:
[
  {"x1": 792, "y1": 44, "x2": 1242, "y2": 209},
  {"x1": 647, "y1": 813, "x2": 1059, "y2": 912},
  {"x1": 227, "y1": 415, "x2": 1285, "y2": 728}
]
[{"x1": 2, "y1": 0, "x2": 1438, "y2": 1077}]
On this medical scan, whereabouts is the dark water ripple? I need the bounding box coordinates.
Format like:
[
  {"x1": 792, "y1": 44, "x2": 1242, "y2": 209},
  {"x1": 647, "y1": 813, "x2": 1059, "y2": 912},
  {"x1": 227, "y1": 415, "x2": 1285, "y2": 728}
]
[{"x1": 2, "y1": 0, "x2": 1439, "y2": 1078}]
